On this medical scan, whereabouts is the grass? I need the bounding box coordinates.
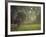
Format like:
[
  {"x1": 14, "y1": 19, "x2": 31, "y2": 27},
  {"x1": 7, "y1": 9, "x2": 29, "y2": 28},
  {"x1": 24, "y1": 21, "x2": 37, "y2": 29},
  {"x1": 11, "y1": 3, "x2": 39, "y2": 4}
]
[{"x1": 11, "y1": 23, "x2": 41, "y2": 31}]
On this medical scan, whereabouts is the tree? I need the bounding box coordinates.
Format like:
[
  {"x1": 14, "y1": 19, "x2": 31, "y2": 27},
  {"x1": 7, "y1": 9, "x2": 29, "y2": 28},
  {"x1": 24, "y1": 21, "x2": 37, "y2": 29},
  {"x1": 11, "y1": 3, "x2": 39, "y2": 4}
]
[{"x1": 17, "y1": 12, "x2": 26, "y2": 23}]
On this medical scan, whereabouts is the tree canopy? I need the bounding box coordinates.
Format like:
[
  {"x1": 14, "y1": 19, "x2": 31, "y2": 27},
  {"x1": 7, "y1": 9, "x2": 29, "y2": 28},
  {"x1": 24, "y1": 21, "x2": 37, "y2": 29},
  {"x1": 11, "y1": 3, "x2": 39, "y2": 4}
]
[{"x1": 11, "y1": 6, "x2": 41, "y2": 24}]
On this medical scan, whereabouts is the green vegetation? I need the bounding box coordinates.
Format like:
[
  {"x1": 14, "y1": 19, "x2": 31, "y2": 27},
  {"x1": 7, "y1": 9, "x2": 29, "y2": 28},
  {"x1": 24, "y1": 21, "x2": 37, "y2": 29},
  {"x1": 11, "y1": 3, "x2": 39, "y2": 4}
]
[
  {"x1": 11, "y1": 23, "x2": 41, "y2": 31},
  {"x1": 11, "y1": 6, "x2": 41, "y2": 31}
]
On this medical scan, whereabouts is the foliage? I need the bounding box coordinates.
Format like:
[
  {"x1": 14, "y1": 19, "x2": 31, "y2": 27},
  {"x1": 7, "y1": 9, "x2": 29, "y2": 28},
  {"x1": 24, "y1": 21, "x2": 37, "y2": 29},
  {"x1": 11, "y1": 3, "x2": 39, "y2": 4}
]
[{"x1": 11, "y1": 6, "x2": 41, "y2": 31}]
